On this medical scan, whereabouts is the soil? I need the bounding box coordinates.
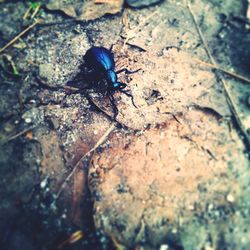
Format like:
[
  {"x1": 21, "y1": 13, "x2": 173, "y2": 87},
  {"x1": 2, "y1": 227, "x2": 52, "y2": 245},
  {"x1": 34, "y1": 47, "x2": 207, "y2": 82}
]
[{"x1": 0, "y1": 0, "x2": 250, "y2": 250}]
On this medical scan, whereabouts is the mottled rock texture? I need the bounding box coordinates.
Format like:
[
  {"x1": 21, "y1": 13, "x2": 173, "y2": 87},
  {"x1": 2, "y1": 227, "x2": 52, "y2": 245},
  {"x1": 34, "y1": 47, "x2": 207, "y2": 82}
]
[{"x1": 0, "y1": 0, "x2": 250, "y2": 249}]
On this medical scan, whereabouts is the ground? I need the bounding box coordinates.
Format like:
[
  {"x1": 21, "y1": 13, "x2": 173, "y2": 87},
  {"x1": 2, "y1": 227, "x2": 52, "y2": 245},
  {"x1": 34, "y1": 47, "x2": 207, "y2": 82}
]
[{"x1": 0, "y1": 0, "x2": 250, "y2": 250}]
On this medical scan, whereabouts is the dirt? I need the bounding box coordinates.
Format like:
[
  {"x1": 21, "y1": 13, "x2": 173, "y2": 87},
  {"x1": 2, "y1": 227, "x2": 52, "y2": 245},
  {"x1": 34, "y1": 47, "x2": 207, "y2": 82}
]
[{"x1": 0, "y1": 0, "x2": 250, "y2": 250}]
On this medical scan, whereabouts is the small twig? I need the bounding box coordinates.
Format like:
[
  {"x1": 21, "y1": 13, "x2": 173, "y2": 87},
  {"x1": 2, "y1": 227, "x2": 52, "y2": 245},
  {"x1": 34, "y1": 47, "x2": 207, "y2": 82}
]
[
  {"x1": 126, "y1": 42, "x2": 147, "y2": 52},
  {"x1": 0, "y1": 20, "x2": 40, "y2": 54},
  {"x1": 1, "y1": 125, "x2": 37, "y2": 145},
  {"x1": 23, "y1": 6, "x2": 32, "y2": 20},
  {"x1": 23, "y1": 2, "x2": 41, "y2": 20},
  {"x1": 192, "y1": 58, "x2": 250, "y2": 84},
  {"x1": 206, "y1": 149, "x2": 217, "y2": 161},
  {"x1": 186, "y1": 0, "x2": 250, "y2": 146},
  {"x1": 31, "y1": 3, "x2": 41, "y2": 19},
  {"x1": 55, "y1": 124, "x2": 116, "y2": 200},
  {"x1": 37, "y1": 19, "x2": 82, "y2": 27},
  {"x1": 186, "y1": 1, "x2": 215, "y2": 64},
  {"x1": 164, "y1": 46, "x2": 250, "y2": 84},
  {"x1": 2, "y1": 54, "x2": 19, "y2": 75}
]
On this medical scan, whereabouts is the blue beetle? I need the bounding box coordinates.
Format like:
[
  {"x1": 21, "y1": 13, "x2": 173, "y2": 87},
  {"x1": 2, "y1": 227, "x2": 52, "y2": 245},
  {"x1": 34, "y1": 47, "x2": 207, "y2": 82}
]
[{"x1": 84, "y1": 46, "x2": 140, "y2": 119}]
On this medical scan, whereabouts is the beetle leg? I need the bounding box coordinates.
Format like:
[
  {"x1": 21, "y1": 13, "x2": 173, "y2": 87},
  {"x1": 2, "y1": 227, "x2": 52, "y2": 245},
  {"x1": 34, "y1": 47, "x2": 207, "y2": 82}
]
[
  {"x1": 108, "y1": 94, "x2": 119, "y2": 120},
  {"x1": 118, "y1": 82, "x2": 127, "y2": 90},
  {"x1": 116, "y1": 68, "x2": 141, "y2": 75},
  {"x1": 109, "y1": 44, "x2": 114, "y2": 52},
  {"x1": 120, "y1": 89, "x2": 138, "y2": 108},
  {"x1": 85, "y1": 93, "x2": 115, "y2": 121}
]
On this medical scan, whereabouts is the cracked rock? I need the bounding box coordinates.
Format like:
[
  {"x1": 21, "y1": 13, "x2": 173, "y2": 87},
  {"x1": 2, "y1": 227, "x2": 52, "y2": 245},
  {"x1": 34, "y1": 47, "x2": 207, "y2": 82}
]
[{"x1": 89, "y1": 109, "x2": 249, "y2": 249}]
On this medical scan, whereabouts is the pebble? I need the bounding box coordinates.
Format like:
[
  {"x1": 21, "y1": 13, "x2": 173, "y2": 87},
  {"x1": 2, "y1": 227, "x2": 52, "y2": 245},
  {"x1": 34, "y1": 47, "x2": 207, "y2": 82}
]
[
  {"x1": 159, "y1": 244, "x2": 169, "y2": 250},
  {"x1": 24, "y1": 117, "x2": 32, "y2": 124},
  {"x1": 188, "y1": 204, "x2": 195, "y2": 210},
  {"x1": 208, "y1": 203, "x2": 214, "y2": 210},
  {"x1": 22, "y1": 107, "x2": 44, "y2": 125},
  {"x1": 40, "y1": 177, "x2": 48, "y2": 189},
  {"x1": 226, "y1": 193, "x2": 235, "y2": 203},
  {"x1": 61, "y1": 213, "x2": 67, "y2": 219}
]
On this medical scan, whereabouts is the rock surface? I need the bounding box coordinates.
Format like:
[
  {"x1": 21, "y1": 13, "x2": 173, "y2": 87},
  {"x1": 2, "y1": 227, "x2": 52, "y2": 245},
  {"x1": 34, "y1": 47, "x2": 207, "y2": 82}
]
[
  {"x1": 0, "y1": 0, "x2": 250, "y2": 249},
  {"x1": 89, "y1": 108, "x2": 249, "y2": 249}
]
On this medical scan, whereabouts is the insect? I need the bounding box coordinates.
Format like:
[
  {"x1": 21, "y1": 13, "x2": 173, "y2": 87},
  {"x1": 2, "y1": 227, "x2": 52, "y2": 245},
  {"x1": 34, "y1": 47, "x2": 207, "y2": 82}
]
[{"x1": 84, "y1": 46, "x2": 140, "y2": 120}]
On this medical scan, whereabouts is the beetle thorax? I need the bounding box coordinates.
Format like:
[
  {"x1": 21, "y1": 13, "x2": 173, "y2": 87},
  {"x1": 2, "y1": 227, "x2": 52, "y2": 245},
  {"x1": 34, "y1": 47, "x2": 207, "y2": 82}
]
[{"x1": 107, "y1": 70, "x2": 117, "y2": 84}]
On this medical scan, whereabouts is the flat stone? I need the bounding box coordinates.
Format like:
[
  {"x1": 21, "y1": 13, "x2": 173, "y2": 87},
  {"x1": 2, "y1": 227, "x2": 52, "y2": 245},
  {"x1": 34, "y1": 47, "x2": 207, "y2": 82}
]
[{"x1": 89, "y1": 109, "x2": 249, "y2": 248}]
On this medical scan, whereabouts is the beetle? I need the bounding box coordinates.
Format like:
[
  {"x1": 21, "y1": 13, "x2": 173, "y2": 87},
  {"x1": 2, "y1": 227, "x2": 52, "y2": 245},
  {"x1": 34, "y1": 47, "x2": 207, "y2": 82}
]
[{"x1": 83, "y1": 46, "x2": 140, "y2": 119}]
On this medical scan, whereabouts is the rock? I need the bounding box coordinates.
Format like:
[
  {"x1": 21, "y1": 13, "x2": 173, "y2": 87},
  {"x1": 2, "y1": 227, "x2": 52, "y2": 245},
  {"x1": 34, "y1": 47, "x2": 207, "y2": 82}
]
[
  {"x1": 89, "y1": 109, "x2": 249, "y2": 249},
  {"x1": 110, "y1": 46, "x2": 230, "y2": 130},
  {"x1": 21, "y1": 107, "x2": 44, "y2": 125},
  {"x1": 1, "y1": 0, "x2": 250, "y2": 249},
  {"x1": 38, "y1": 34, "x2": 89, "y2": 87}
]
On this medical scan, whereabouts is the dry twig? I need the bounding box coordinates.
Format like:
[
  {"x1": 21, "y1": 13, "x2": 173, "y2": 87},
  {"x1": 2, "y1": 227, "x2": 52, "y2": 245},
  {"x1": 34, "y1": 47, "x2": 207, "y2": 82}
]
[
  {"x1": 192, "y1": 58, "x2": 250, "y2": 84},
  {"x1": 186, "y1": 0, "x2": 250, "y2": 146},
  {"x1": 0, "y1": 125, "x2": 38, "y2": 145},
  {"x1": 0, "y1": 20, "x2": 40, "y2": 54},
  {"x1": 55, "y1": 124, "x2": 116, "y2": 200}
]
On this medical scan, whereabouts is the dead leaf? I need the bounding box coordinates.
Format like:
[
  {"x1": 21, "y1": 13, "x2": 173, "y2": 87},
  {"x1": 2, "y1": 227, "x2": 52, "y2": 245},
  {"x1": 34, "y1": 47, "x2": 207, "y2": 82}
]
[
  {"x1": 46, "y1": 0, "x2": 124, "y2": 20},
  {"x1": 58, "y1": 230, "x2": 84, "y2": 248},
  {"x1": 25, "y1": 131, "x2": 33, "y2": 140}
]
